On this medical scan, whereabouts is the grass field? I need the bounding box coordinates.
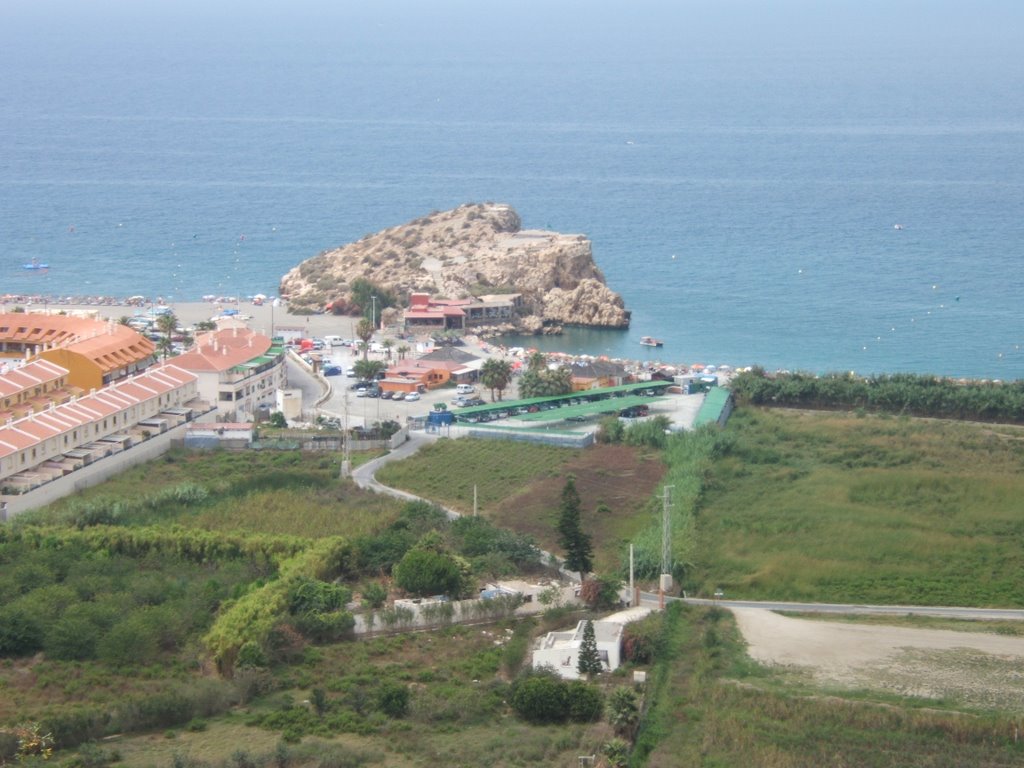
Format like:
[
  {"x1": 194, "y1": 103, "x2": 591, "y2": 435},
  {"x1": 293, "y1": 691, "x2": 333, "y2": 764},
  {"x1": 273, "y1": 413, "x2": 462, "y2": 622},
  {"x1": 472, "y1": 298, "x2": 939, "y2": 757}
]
[
  {"x1": 30, "y1": 448, "x2": 405, "y2": 539},
  {"x1": 688, "y1": 409, "x2": 1024, "y2": 605},
  {"x1": 375, "y1": 439, "x2": 667, "y2": 573}
]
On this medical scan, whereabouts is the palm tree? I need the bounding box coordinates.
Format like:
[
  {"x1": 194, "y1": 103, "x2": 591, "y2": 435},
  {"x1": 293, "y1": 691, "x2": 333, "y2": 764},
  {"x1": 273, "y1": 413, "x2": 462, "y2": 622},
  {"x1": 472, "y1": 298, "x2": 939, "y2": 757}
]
[
  {"x1": 397, "y1": 343, "x2": 411, "y2": 361},
  {"x1": 480, "y1": 358, "x2": 514, "y2": 401},
  {"x1": 353, "y1": 359, "x2": 386, "y2": 382},
  {"x1": 382, "y1": 339, "x2": 393, "y2": 360},
  {"x1": 154, "y1": 312, "x2": 178, "y2": 360},
  {"x1": 356, "y1": 318, "x2": 375, "y2": 362}
]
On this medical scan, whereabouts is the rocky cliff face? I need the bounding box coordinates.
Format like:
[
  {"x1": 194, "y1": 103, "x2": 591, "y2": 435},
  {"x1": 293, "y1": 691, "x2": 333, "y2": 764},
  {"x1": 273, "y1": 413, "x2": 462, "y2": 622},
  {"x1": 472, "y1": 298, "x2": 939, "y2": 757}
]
[{"x1": 279, "y1": 203, "x2": 630, "y2": 330}]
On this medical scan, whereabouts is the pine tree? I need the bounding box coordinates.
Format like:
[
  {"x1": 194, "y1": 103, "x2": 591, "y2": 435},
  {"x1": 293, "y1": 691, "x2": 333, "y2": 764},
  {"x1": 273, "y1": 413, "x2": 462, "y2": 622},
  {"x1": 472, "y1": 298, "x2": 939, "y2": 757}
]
[
  {"x1": 557, "y1": 476, "x2": 593, "y2": 576},
  {"x1": 577, "y1": 619, "x2": 603, "y2": 677}
]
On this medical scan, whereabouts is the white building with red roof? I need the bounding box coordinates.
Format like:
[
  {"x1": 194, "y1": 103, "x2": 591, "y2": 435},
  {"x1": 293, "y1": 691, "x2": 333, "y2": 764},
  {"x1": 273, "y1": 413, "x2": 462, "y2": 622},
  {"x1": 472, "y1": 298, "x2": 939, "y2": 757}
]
[{"x1": 171, "y1": 327, "x2": 286, "y2": 421}]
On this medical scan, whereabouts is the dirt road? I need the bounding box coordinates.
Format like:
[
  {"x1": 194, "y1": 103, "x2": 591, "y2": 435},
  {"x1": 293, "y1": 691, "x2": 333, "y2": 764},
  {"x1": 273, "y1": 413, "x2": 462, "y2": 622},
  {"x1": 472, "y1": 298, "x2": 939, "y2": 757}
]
[{"x1": 733, "y1": 607, "x2": 1024, "y2": 710}]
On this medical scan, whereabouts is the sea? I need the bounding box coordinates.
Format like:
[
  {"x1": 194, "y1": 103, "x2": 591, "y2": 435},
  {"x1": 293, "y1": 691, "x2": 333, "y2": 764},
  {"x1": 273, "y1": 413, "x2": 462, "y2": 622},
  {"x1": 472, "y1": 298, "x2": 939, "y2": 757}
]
[{"x1": 2, "y1": 0, "x2": 1023, "y2": 380}]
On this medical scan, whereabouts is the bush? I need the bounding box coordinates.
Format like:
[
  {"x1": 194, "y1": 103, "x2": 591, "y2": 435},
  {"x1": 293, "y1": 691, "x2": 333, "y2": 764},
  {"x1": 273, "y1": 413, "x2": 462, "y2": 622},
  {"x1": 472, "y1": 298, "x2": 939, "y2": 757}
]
[
  {"x1": 360, "y1": 581, "x2": 387, "y2": 610},
  {"x1": 288, "y1": 579, "x2": 351, "y2": 615},
  {"x1": 510, "y1": 672, "x2": 569, "y2": 724},
  {"x1": 376, "y1": 681, "x2": 409, "y2": 718},
  {"x1": 579, "y1": 575, "x2": 623, "y2": 611},
  {"x1": 44, "y1": 615, "x2": 101, "y2": 660},
  {"x1": 293, "y1": 611, "x2": 355, "y2": 643},
  {"x1": 567, "y1": 680, "x2": 604, "y2": 722},
  {"x1": 237, "y1": 640, "x2": 269, "y2": 669},
  {"x1": 392, "y1": 548, "x2": 463, "y2": 598},
  {"x1": 0, "y1": 604, "x2": 44, "y2": 656},
  {"x1": 622, "y1": 612, "x2": 664, "y2": 664}
]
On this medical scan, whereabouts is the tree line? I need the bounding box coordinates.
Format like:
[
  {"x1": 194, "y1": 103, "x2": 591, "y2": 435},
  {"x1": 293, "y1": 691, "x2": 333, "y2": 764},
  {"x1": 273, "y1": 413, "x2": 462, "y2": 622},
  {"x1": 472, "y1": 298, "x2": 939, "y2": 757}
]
[{"x1": 730, "y1": 368, "x2": 1024, "y2": 424}]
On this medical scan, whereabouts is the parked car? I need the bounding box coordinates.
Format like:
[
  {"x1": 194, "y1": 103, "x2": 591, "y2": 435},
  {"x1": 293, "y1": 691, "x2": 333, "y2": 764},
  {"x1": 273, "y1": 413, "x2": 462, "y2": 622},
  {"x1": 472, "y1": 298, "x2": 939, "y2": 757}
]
[
  {"x1": 379, "y1": 390, "x2": 394, "y2": 400},
  {"x1": 455, "y1": 383, "x2": 476, "y2": 395},
  {"x1": 323, "y1": 364, "x2": 343, "y2": 376},
  {"x1": 404, "y1": 392, "x2": 421, "y2": 402},
  {"x1": 458, "y1": 397, "x2": 486, "y2": 407},
  {"x1": 619, "y1": 404, "x2": 650, "y2": 418}
]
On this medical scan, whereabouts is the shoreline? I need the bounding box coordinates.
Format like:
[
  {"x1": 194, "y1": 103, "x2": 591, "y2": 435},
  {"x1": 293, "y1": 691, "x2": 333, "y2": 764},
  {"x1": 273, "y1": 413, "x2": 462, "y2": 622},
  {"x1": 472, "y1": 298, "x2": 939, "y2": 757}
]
[{"x1": 14, "y1": 299, "x2": 713, "y2": 380}]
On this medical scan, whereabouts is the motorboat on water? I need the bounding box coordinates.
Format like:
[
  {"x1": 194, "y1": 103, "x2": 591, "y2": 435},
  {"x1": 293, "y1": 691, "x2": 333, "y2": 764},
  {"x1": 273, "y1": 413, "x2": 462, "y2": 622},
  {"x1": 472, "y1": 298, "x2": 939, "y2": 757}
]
[
  {"x1": 640, "y1": 336, "x2": 664, "y2": 347},
  {"x1": 22, "y1": 258, "x2": 49, "y2": 270}
]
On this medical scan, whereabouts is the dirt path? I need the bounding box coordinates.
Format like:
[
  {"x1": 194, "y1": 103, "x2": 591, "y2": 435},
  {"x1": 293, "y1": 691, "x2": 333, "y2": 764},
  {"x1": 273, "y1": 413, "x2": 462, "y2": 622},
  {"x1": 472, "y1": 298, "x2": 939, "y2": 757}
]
[{"x1": 732, "y1": 607, "x2": 1024, "y2": 710}]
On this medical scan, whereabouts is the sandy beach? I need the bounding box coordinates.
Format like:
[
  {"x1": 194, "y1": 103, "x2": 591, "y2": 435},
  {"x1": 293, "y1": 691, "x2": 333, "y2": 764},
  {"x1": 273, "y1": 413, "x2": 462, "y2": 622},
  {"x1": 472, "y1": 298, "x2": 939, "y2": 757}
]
[
  {"x1": 27, "y1": 300, "x2": 359, "y2": 341},
  {"x1": 14, "y1": 298, "x2": 718, "y2": 382}
]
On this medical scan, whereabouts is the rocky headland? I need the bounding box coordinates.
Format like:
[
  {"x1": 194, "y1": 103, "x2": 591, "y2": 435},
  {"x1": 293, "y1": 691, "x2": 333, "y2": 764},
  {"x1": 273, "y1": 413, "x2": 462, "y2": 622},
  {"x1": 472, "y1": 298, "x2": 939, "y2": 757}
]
[{"x1": 279, "y1": 203, "x2": 630, "y2": 333}]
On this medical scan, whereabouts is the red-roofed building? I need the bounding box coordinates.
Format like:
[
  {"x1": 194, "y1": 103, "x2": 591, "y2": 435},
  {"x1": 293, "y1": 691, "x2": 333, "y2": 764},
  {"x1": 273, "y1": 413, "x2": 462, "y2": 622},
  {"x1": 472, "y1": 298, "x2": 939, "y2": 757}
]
[
  {"x1": 0, "y1": 363, "x2": 202, "y2": 503},
  {"x1": 403, "y1": 292, "x2": 520, "y2": 333},
  {"x1": 172, "y1": 327, "x2": 286, "y2": 421},
  {"x1": 0, "y1": 359, "x2": 77, "y2": 421},
  {"x1": 0, "y1": 312, "x2": 155, "y2": 391}
]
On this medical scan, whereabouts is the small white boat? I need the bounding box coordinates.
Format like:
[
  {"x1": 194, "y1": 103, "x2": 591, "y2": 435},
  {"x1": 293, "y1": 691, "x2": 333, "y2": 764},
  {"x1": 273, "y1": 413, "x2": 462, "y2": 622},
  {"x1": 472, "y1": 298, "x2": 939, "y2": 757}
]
[{"x1": 640, "y1": 336, "x2": 664, "y2": 348}]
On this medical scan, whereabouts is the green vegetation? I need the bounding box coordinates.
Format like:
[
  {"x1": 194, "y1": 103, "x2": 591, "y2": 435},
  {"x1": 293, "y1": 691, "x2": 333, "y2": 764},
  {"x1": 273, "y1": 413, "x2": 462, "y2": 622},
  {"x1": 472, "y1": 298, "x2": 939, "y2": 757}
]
[
  {"x1": 26, "y1": 448, "x2": 402, "y2": 539},
  {"x1": 688, "y1": 409, "x2": 1024, "y2": 604},
  {"x1": 557, "y1": 476, "x2": 593, "y2": 576},
  {"x1": 480, "y1": 358, "x2": 514, "y2": 401},
  {"x1": 731, "y1": 368, "x2": 1024, "y2": 424},
  {"x1": 4, "y1": 402, "x2": 1024, "y2": 765},
  {"x1": 375, "y1": 438, "x2": 666, "y2": 573},
  {"x1": 518, "y1": 352, "x2": 573, "y2": 398},
  {"x1": 348, "y1": 278, "x2": 397, "y2": 323},
  {"x1": 375, "y1": 438, "x2": 579, "y2": 516}
]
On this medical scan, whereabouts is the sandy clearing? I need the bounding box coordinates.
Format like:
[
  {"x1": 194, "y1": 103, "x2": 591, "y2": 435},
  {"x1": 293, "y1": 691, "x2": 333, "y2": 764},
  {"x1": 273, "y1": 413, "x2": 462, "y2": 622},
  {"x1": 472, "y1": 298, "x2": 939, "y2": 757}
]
[{"x1": 732, "y1": 607, "x2": 1024, "y2": 709}]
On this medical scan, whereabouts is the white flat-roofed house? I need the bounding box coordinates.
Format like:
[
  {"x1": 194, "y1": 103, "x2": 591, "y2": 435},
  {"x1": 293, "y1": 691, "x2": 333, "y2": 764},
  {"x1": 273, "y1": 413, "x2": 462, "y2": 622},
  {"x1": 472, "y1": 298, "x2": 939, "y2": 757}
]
[{"x1": 531, "y1": 620, "x2": 623, "y2": 680}]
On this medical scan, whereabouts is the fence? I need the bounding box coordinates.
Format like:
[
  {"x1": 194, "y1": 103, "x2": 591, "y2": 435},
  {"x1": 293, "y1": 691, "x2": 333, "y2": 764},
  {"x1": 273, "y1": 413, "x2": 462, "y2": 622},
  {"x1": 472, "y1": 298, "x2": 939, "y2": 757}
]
[
  {"x1": 352, "y1": 593, "x2": 530, "y2": 636},
  {"x1": 463, "y1": 426, "x2": 595, "y2": 449}
]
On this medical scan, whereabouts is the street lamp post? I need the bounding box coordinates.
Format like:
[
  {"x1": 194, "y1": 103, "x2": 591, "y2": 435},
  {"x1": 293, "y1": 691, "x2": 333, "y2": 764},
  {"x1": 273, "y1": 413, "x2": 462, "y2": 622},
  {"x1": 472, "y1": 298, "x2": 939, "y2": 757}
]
[{"x1": 371, "y1": 295, "x2": 377, "y2": 331}]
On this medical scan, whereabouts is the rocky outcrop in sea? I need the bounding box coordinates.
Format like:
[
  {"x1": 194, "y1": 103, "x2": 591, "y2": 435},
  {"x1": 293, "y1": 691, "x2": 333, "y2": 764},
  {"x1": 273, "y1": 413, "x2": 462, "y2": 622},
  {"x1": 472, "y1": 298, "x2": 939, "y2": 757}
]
[{"x1": 279, "y1": 203, "x2": 630, "y2": 331}]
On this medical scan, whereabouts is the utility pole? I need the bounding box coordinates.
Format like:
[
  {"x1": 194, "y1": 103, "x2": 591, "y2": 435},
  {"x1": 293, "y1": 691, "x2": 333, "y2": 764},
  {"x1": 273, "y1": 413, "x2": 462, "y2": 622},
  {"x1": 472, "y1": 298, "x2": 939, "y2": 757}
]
[
  {"x1": 660, "y1": 485, "x2": 674, "y2": 610},
  {"x1": 629, "y1": 543, "x2": 635, "y2": 607},
  {"x1": 371, "y1": 295, "x2": 377, "y2": 331},
  {"x1": 340, "y1": 389, "x2": 351, "y2": 479}
]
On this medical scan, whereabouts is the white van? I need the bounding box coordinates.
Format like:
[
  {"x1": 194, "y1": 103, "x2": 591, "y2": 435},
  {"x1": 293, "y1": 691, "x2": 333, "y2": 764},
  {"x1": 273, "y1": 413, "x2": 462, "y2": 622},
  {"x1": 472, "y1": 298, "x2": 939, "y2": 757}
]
[
  {"x1": 456, "y1": 383, "x2": 475, "y2": 395},
  {"x1": 323, "y1": 335, "x2": 345, "y2": 347}
]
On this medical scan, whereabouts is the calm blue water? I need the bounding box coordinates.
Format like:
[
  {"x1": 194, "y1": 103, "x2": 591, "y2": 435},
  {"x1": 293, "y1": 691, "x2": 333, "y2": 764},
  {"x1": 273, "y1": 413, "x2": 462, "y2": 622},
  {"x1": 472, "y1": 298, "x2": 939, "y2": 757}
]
[{"x1": 2, "y1": 0, "x2": 1023, "y2": 379}]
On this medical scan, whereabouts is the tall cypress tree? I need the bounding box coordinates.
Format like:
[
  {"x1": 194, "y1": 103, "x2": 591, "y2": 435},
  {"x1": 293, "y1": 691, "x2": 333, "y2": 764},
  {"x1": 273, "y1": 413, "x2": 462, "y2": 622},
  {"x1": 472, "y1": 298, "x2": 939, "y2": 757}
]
[
  {"x1": 577, "y1": 619, "x2": 602, "y2": 677},
  {"x1": 557, "y1": 476, "x2": 593, "y2": 576}
]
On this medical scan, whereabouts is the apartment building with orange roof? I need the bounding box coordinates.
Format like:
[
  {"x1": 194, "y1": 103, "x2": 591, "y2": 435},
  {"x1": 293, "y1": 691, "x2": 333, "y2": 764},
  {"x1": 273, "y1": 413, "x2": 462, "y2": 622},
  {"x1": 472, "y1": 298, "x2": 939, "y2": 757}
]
[
  {"x1": 0, "y1": 311, "x2": 155, "y2": 391},
  {"x1": 0, "y1": 359, "x2": 77, "y2": 421},
  {"x1": 171, "y1": 327, "x2": 286, "y2": 421},
  {"x1": 0, "y1": 363, "x2": 203, "y2": 508}
]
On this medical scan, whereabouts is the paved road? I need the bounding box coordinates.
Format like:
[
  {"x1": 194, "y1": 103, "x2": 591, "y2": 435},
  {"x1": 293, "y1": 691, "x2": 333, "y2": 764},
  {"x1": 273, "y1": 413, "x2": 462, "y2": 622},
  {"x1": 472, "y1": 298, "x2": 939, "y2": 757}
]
[{"x1": 638, "y1": 592, "x2": 1024, "y2": 621}]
